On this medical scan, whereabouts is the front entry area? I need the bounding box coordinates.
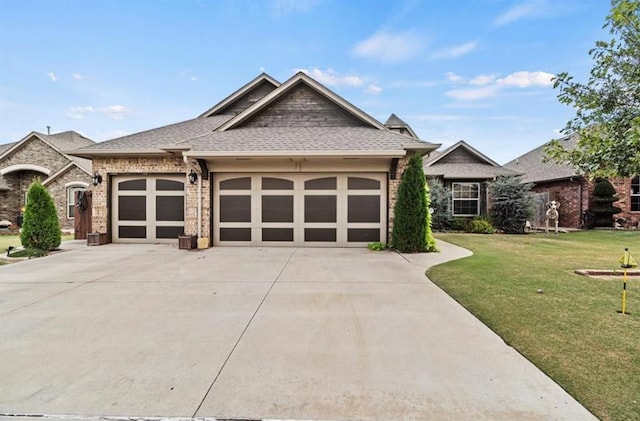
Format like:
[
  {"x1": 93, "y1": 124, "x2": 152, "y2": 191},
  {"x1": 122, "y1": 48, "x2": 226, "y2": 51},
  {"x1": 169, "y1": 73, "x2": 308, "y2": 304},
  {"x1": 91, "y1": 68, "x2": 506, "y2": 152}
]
[{"x1": 213, "y1": 173, "x2": 387, "y2": 247}]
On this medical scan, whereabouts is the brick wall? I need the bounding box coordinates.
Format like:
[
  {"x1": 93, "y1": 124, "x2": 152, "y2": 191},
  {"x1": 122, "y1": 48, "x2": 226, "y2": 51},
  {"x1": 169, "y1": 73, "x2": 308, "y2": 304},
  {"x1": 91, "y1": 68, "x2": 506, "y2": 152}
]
[
  {"x1": 531, "y1": 179, "x2": 588, "y2": 228},
  {"x1": 387, "y1": 153, "x2": 413, "y2": 241},
  {"x1": 91, "y1": 156, "x2": 209, "y2": 240}
]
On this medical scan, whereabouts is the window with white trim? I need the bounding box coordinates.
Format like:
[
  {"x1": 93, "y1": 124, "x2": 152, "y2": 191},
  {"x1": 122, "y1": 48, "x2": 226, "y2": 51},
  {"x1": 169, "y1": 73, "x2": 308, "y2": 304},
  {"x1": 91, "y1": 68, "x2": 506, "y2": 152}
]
[
  {"x1": 631, "y1": 176, "x2": 640, "y2": 212},
  {"x1": 452, "y1": 182, "x2": 480, "y2": 216},
  {"x1": 67, "y1": 186, "x2": 86, "y2": 219}
]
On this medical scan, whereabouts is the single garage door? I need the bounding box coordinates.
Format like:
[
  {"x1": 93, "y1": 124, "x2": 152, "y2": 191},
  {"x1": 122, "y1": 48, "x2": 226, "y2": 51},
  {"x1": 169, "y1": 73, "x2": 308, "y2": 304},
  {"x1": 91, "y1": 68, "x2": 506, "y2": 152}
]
[
  {"x1": 112, "y1": 175, "x2": 185, "y2": 243},
  {"x1": 213, "y1": 173, "x2": 387, "y2": 247}
]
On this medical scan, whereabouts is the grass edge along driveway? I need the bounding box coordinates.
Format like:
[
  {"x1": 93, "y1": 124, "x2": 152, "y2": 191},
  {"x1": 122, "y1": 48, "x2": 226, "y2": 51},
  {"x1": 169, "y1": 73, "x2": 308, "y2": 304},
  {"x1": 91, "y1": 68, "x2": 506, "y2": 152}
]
[{"x1": 428, "y1": 231, "x2": 639, "y2": 421}]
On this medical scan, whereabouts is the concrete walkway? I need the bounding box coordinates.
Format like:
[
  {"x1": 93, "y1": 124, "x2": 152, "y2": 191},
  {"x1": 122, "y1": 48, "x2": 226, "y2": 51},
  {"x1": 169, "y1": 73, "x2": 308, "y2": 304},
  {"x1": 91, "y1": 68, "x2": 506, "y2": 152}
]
[{"x1": 0, "y1": 241, "x2": 595, "y2": 420}]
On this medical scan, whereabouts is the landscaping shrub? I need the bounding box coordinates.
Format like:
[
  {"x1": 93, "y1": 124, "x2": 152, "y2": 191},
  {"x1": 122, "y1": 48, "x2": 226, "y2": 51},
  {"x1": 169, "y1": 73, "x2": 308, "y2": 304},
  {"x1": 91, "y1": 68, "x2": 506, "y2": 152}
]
[
  {"x1": 427, "y1": 179, "x2": 451, "y2": 231},
  {"x1": 469, "y1": 217, "x2": 495, "y2": 234},
  {"x1": 490, "y1": 175, "x2": 534, "y2": 234},
  {"x1": 20, "y1": 180, "x2": 61, "y2": 251},
  {"x1": 449, "y1": 218, "x2": 470, "y2": 232},
  {"x1": 590, "y1": 178, "x2": 621, "y2": 227},
  {"x1": 367, "y1": 242, "x2": 386, "y2": 251},
  {"x1": 392, "y1": 154, "x2": 427, "y2": 252}
]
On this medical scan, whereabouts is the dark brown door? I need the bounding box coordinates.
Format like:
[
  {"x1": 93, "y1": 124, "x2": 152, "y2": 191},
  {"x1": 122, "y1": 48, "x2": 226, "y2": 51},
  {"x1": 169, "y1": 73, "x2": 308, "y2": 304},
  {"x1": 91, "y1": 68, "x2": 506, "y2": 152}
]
[{"x1": 74, "y1": 190, "x2": 92, "y2": 239}]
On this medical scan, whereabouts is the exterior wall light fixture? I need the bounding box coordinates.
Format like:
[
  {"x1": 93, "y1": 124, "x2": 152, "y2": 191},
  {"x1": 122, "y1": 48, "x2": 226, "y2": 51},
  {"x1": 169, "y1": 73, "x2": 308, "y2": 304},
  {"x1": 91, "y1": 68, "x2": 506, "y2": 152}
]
[
  {"x1": 188, "y1": 170, "x2": 198, "y2": 185},
  {"x1": 92, "y1": 173, "x2": 103, "y2": 186}
]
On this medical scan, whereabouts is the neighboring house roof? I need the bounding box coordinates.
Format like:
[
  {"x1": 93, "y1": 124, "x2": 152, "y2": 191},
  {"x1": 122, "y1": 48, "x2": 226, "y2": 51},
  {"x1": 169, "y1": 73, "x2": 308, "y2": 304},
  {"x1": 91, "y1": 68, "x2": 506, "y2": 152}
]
[
  {"x1": 424, "y1": 140, "x2": 519, "y2": 179},
  {"x1": 71, "y1": 72, "x2": 440, "y2": 158},
  {"x1": 503, "y1": 135, "x2": 581, "y2": 183},
  {"x1": 0, "y1": 131, "x2": 95, "y2": 176},
  {"x1": 384, "y1": 113, "x2": 419, "y2": 139},
  {"x1": 0, "y1": 142, "x2": 16, "y2": 155}
]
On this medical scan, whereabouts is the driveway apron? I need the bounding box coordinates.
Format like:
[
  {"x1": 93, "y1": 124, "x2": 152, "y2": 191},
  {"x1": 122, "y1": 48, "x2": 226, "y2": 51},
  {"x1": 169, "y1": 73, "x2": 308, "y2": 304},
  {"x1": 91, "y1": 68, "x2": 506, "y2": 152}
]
[{"x1": 0, "y1": 241, "x2": 595, "y2": 420}]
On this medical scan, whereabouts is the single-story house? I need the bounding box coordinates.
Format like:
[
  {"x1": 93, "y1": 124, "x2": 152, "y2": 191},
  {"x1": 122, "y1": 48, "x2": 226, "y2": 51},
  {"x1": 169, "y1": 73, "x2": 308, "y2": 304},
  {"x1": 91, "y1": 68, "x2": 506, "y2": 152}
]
[
  {"x1": 504, "y1": 134, "x2": 639, "y2": 229},
  {"x1": 423, "y1": 140, "x2": 519, "y2": 217},
  {"x1": 0, "y1": 131, "x2": 95, "y2": 231},
  {"x1": 69, "y1": 72, "x2": 440, "y2": 247}
]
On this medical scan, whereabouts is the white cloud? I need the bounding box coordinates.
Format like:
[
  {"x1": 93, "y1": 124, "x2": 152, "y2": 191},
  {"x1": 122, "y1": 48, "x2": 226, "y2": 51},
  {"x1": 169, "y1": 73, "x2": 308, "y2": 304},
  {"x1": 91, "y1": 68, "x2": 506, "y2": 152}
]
[
  {"x1": 496, "y1": 71, "x2": 554, "y2": 87},
  {"x1": 66, "y1": 106, "x2": 94, "y2": 120},
  {"x1": 47, "y1": 72, "x2": 57, "y2": 82},
  {"x1": 494, "y1": 1, "x2": 545, "y2": 26},
  {"x1": 445, "y1": 70, "x2": 554, "y2": 101},
  {"x1": 445, "y1": 85, "x2": 501, "y2": 101},
  {"x1": 431, "y1": 41, "x2": 478, "y2": 59},
  {"x1": 365, "y1": 84, "x2": 383, "y2": 95},
  {"x1": 388, "y1": 79, "x2": 441, "y2": 88},
  {"x1": 352, "y1": 31, "x2": 424, "y2": 64},
  {"x1": 469, "y1": 74, "x2": 498, "y2": 86},
  {"x1": 72, "y1": 73, "x2": 82, "y2": 80},
  {"x1": 101, "y1": 105, "x2": 130, "y2": 120},
  {"x1": 445, "y1": 72, "x2": 464, "y2": 83},
  {"x1": 297, "y1": 68, "x2": 364, "y2": 87}
]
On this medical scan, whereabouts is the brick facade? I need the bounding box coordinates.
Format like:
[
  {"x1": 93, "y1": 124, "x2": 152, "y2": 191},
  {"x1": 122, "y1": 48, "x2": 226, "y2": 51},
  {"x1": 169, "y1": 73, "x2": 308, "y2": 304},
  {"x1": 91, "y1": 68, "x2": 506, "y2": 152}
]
[
  {"x1": 0, "y1": 136, "x2": 92, "y2": 229},
  {"x1": 91, "y1": 156, "x2": 210, "y2": 241}
]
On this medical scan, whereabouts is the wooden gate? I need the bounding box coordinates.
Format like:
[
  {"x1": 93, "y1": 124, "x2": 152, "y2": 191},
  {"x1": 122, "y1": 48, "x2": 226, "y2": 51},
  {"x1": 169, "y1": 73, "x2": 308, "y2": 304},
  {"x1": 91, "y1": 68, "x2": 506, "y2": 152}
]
[{"x1": 74, "y1": 190, "x2": 92, "y2": 239}]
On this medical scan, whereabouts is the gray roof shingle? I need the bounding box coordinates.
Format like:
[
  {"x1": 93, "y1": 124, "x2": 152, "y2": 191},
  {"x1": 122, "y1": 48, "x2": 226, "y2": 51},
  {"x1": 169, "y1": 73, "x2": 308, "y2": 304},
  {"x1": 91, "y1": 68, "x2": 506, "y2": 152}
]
[
  {"x1": 184, "y1": 126, "x2": 437, "y2": 152},
  {"x1": 424, "y1": 162, "x2": 519, "y2": 179},
  {"x1": 0, "y1": 142, "x2": 16, "y2": 155},
  {"x1": 503, "y1": 135, "x2": 580, "y2": 183},
  {"x1": 78, "y1": 115, "x2": 233, "y2": 152}
]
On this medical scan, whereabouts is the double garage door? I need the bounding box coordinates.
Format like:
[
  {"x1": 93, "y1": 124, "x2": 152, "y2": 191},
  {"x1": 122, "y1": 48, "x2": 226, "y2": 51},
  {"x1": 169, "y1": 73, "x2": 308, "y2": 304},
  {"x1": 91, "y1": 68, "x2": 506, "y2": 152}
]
[
  {"x1": 213, "y1": 173, "x2": 387, "y2": 247},
  {"x1": 112, "y1": 175, "x2": 185, "y2": 243}
]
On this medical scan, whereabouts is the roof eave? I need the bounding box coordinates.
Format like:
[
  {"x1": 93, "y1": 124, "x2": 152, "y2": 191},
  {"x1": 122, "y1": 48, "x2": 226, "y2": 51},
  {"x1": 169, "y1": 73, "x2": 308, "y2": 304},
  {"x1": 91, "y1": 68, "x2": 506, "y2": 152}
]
[
  {"x1": 183, "y1": 150, "x2": 407, "y2": 159},
  {"x1": 66, "y1": 149, "x2": 174, "y2": 159}
]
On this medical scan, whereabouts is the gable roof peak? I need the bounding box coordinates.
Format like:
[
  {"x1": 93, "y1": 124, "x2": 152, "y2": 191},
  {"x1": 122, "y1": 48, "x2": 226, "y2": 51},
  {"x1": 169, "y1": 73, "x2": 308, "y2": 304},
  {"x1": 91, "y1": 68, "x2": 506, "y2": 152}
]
[{"x1": 199, "y1": 72, "x2": 281, "y2": 118}]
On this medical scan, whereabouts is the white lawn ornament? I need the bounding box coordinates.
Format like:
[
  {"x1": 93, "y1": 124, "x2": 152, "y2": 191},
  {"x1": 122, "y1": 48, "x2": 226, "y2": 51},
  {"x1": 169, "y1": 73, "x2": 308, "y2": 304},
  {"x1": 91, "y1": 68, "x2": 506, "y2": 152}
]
[{"x1": 545, "y1": 200, "x2": 561, "y2": 236}]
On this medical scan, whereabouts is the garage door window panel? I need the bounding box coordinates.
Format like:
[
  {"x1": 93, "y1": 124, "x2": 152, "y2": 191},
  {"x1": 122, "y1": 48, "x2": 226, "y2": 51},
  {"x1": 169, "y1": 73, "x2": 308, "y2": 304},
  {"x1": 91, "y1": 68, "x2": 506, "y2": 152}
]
[
  {"x1": 156, "y1": 179, "x2": 184, "y2": 191},
  {"x1": 348, "y1": 195, "x2": 380, "y2": 223},
  {"x1": 305, "y1": 177, "x2": 337, "y2": 190},
  {"x1": 304, "y1": 195, "x2": 337, "y2": 222},
  {"x1": 220, "y1": 196, "x2": 251, "y2": 222},
  {"x1": 156, "y1": 196, "x2": 184, "y2": 221},
  {"x1": 262, "y1": 228, "x2": 294, "y2": 242},
  {"x1": 221, "y1": 177, "x2": 251, "y2": 190},
  {"x1": 348, "y1": 177, "x2": 380, "y2": 190},
  {"x1": 156, "y1": 226, "x2": 184, "y2": 239},
  {"x1": 348, "y1": 228, "x2": 380, "y2": 242},
  {"x1": 119, "y1": 196, "x2": 146, "y2": 220},
  {"x1": 119, "y1": 226, "x2": 146, "y2": 239},
  {"x1": 220, "y1": 228, "x2": 251, "y2": 241},
  {"x1": 262, "y1": 177, "x2": 294, "y2": 190},
  {"x1": 305, "y1": 228, "x2": 337, "y2": 242},
  {"x1": 262, "y1": 195, "x2": 294, "y2": 222},
  {"x1": 119, "y1": 179, "x2": 146, "y2": 190}
]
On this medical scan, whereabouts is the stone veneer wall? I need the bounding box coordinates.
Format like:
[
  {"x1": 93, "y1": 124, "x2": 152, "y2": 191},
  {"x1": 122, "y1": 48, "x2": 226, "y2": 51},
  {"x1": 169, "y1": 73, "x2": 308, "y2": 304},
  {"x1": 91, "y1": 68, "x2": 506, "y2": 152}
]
[
  {"x1": 45, "y1": 166, "x2": 92, "y2": 231},
  {"x1": 91, "y1": 156, "x2": 210, "y2": 241},
  {"x1": 387, "y1": 152, "x2": 413, "y2": 242}
]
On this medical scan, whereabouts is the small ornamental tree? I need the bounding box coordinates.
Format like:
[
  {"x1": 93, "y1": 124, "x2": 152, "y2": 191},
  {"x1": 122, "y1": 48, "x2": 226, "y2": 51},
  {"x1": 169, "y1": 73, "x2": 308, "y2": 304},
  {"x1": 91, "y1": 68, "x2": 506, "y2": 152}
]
[
  {"x1": 424, "y1": 181, "x2": 438, "y2": 252},
  {"x1": 428, "y1": 180, "x2": 452, "y2": 231},
  {"x1": 591, "y1": 178, "x2": 622, "y2": 227},
  {"x1": 490, "y1": 175, "x2": 534, "y2": 234},
  {"x1": 20, "y1": 180, "x2": 61, "y2": 251},
  {"x1": 392, "y1": 154, "x2": 427, "y2": 252}
]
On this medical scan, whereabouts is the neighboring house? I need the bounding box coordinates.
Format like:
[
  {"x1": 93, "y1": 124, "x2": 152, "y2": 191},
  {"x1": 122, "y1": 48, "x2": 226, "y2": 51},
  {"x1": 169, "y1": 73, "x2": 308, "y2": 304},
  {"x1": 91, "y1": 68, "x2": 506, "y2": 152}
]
[
  {"x1": 69, "y1": 72, "x2": 440, "y2": 247},
  {"x1": 504, "y1": 134, "x2": 639, "y2": 229},
  {"x1": 423, "y1": 140, "x2": 519, "y2": 218},
  {"x1": 0, "y1": 131, "x2": 95, "y2": 231}
]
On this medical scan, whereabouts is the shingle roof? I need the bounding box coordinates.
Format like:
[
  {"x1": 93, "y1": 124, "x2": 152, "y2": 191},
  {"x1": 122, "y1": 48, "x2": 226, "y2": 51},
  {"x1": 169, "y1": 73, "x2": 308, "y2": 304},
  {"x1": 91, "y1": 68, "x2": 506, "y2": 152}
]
[
  {"x1": 0, "y1": 142, "x2": 16, "y2": 155},
  {"x1": 503, "y1": 135, "x2": 580, "y2": 183},
  {"x1": 78, "y1": 115, "x2": 233, "y2": 152},
  {"x1": 40, "y1": 131, "x2": 95, "y2": 173},
  {"x1": 424, "y1": 162, "x2": 519, "y2": 179},
  {"x1": 385, "y1": 113, "x2": 409, "y2": 127},
  {"x1": 184, "y1": 126, "x2": 437, "y2": 153}
]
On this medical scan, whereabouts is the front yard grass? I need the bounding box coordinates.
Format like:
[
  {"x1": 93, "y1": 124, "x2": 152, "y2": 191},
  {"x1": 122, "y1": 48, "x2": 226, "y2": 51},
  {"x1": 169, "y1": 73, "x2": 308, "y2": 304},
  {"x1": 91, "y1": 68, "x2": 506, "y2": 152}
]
[
  {"x1": 0, "y1": 234, "x2": 75, "y2": 265},
  {"x1": 428, "y1": 231, "x2": 639, "y2": 421}
]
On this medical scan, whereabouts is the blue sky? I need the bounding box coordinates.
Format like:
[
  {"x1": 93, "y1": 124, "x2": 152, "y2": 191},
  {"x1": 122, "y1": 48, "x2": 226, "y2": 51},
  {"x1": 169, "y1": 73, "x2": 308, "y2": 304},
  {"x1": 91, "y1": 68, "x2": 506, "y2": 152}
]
[{"x1": 0, "y1": 0, "x2": 610, "y2": 163}]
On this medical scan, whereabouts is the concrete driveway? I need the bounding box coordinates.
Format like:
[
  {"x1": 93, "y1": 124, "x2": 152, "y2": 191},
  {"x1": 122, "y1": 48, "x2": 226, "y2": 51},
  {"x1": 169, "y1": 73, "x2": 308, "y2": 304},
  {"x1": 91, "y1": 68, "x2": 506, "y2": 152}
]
[{"x1": 0, "y1": 241, "x2": 594, "y2": 420}]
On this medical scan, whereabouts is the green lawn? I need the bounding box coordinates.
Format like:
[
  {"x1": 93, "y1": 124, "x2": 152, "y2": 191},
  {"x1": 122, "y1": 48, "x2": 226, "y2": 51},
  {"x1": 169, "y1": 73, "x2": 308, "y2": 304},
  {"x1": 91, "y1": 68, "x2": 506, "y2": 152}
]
[
  {"x1": 0, "y1": 234, "x2": 75, "y2": 264},
  {"x1": 428, "y1": 231, "x2": 640, "y2": 421}
]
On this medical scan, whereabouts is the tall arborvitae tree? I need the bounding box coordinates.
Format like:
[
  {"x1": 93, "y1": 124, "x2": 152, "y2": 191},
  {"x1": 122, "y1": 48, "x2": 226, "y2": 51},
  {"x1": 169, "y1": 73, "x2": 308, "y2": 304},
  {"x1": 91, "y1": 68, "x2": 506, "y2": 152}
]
[
  {"x1": 20, "y1": 180, "x2": 61, "y2": 251},
  {"x1": 490, "y1": 175, "x2": 534, "y2": 234},
  {"x1": 392, "y1": 154, "x2": 427, "y2": 252},
  {"x1": 424, "y1": 181, "x2": 438, "y2": 252}
]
